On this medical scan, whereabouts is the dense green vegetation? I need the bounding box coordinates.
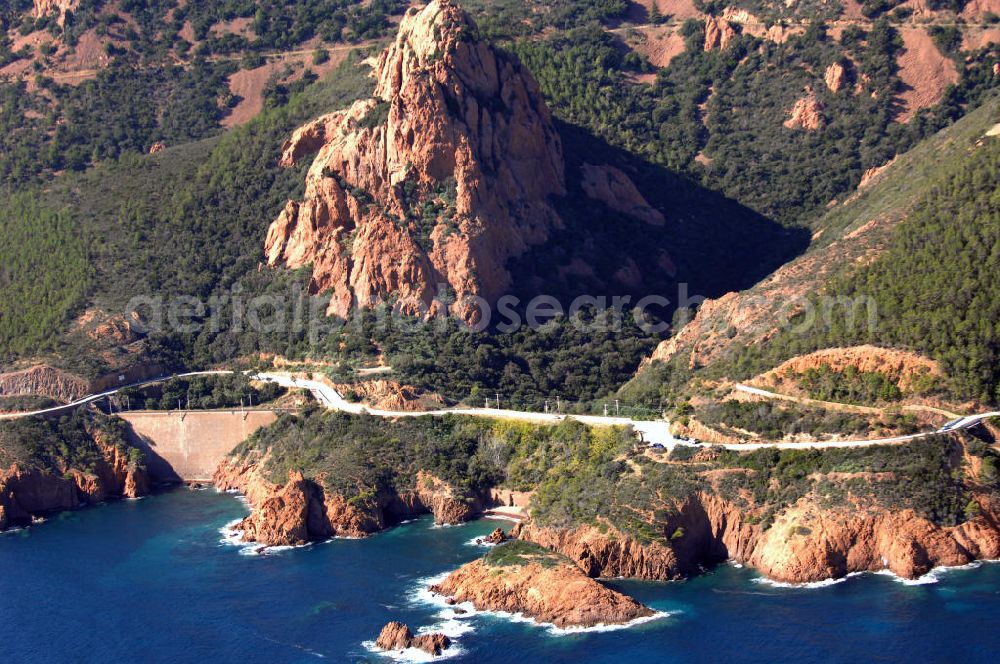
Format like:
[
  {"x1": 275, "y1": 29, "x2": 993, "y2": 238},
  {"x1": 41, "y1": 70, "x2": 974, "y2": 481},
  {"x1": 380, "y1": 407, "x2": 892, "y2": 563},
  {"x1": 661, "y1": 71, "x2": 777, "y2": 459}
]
[
  {"x1": 0, "y1": 410, "x2": 143, "y2": 473},
  {"x1": 483, "y1": 539, "x2": 564, "y2": 568},
  {"x1": 117, "y1": 374, "x2": 285, "y2": 411},
  {"x1": 0, "y1": 192, "x2": 91, "y2": 357},
  {"x1": 726, "y1": 138, "x2": 1000, "y2": 404},
  {"x1": 618, "y1": 101, "x2": 1000, "y2": 411},
  {"x1": 233, "y1": 409, "x2": 993, "y2": 545},
  {"x1": 508, "y1": 19, "x2": 933, "y2": 225},
  {"x1": 695, "y1": 400, "x2": 917, "y2": 441},
  {"x1": 232, "y1": 411, "x2": 507, "y2": 501},
  {"x1": 0, "y1": 58, "x2": 373, "y2": 374},
  {"x1": 799, "y1": 365, "x2": 902, "y2": 404},
  {"x1": 708, "y1": 436, "x2": 981, "y2": 528},
  {"x1": 0, "y1": 61, "x2": 236, "y2": 185},
  {"x1": 355, "y1": 310, "x2": 661, "y2": 412}
]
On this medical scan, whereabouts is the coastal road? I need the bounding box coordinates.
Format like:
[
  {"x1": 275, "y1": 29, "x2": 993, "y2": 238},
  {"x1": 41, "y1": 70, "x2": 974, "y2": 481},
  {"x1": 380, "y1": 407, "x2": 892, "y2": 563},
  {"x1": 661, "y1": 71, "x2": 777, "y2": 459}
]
[
  {"x1": 252, "y1": 372, "x2": 675, "y2": 446},
  {"x1": 4, "y1": 370, "x2": 996, "y2": 451},
  {"x1": 0, "y1": 371, "x2": 234, "y2": 421}
]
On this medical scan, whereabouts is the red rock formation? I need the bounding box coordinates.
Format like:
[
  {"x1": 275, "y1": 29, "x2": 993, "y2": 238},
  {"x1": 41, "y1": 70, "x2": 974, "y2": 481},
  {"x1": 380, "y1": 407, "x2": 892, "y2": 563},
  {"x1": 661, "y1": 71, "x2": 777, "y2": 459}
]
[
  {"x1": 213, "y1": 454, "x2": 487, "y2": 545},
  {"x1": 0, "y1": 365, "x2": 88, "y2": 404},
  {"x1": 375, "y1": 622, "x2": 451, "y2": 656},
  {"x1": 824, "y1": 62, "x2": 846, "y2": 93},
  {"x1": 265, "y1": 0, "x2": 566, "y2": 322},
  {"x1": 430, "y1": 543, "x2": 655, "y2": 627},
  {"x1": 332, "y1": 379, "x2": 443, "y2": 411},
  {"x1": 0, "y1": 437, "x2": 149, "y2": 530},
  {"x1": 784, "y1": 88, "x2": 825, "y2": 131},
  {"x1": 33, "y1": 0, "x2": 77, "y2": 26},
  {"x1": 580, "y1": 163, "x2": 665, "y2": 226},
  {"x1": 515, "y1": 491, "x2": 1000, "y2": 584},
  {"x1": 415, "y1": 469, "x2": 485, "y2": 524},
  {"x1": 703, "y1": 16, "x2": 737, "y2": 51},
  {"x1": 484, "y1": 527, "x2": 506, "y2": 544}
]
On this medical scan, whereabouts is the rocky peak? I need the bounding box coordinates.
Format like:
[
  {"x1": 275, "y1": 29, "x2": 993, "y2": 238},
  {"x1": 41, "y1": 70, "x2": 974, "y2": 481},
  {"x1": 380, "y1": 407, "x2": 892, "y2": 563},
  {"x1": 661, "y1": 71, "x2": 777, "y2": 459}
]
[
  {"x1": 265, "y1": 0, "x2": 566, "y2": 322},
  {"x1": 33, "y1": 0, "x2": 77, "y2": 27},
  {"x1": 703, "y1": 16, "x2": 737, "y2": 52},
  {"x1": 824, "y1": 62, "x2": 846, "y2": 93},
  {"x1": 784, "y1": 87, "x2": 824, "y2": 131}
]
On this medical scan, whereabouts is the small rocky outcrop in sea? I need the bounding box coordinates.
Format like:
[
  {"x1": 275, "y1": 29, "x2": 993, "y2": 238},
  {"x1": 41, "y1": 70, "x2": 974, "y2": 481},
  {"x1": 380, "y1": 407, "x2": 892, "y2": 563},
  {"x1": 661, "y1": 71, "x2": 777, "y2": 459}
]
[
  {"x1": 430, "y1": 540, "x2": 655, "y2": 628},
  {"x1": 375, "y1": 621, "x2": 451, "y2": 656},
  {"x1": 483, "y1": 527, "x2": 507, "y2": 544}
]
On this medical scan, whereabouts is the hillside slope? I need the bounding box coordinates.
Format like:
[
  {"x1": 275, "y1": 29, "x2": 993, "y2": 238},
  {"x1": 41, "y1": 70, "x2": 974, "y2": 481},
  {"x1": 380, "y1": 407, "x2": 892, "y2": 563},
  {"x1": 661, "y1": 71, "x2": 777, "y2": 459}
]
[{"x1": 624, "y1": 97, "x2": 1000, "y2": 417}]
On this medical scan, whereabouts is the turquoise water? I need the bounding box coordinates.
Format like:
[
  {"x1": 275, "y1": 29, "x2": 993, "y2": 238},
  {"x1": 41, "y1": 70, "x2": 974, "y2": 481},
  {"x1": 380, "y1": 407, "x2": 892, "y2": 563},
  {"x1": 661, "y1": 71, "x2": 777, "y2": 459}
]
[{"x1": 2, "y1": 489, "x2": 1000, "y2": 663}]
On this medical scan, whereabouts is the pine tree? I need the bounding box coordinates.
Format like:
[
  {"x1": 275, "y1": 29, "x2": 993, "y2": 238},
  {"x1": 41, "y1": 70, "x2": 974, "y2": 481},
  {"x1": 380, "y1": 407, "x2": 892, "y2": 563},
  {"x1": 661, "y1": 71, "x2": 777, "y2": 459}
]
[{"x1": 649, "y1": 2, "x2": 663, "y2": 25}]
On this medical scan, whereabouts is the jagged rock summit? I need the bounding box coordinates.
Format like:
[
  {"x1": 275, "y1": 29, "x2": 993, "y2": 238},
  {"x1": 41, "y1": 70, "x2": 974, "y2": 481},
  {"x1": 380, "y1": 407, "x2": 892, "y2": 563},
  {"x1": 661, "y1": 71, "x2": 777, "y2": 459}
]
[{"x1": 265, "y1": 0, "x2": 566, "y2": 322}]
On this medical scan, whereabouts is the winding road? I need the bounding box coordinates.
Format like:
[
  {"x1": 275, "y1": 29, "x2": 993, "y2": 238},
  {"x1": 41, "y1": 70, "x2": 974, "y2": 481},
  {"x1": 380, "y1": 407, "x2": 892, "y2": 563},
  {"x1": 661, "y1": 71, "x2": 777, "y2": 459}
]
[{"x1": 2, "y1": 370, "x2": 997, "y2": 451}]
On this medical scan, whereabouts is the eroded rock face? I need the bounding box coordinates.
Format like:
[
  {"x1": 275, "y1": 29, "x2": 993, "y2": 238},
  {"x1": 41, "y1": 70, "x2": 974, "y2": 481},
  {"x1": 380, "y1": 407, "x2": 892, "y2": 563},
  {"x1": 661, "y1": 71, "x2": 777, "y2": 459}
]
[
  {"x1": 484, "y1": 527, "x2": 506, "y2": 544},
  {"x1": 703, "y1": 16, "x2": 737, "y2": 51},
  {"x1": 213, "y1": 454, "x2": 486, "y2": 545},
  {"x1": 415, "y1": 469, "x2": 486, "y2": 525},
  {"x1": 265, "y1": 0, "x2": 566, "y2": 322},
  {"x1": 580, "y1": 163, "x2": 665, "y2": 226},
  {"x1": 430, "y1": 543, "x2": 655, "y2": 627},
  {"x1": 375, "y1": 622, "x2": 451, "y2": 656},
  {"x1": 33, "y1": 0, "x2": 77, "y2": 26},
  {"x1": 824, "y1": 62, "x2": 846, "y2": 93},
  {"x1": 0, "y1": 365, "x2": 88, "y2": 404},
  {"x1": 0, "y1": 437, "x2": 149, "y2": 531},
  {"x1": 515, "y1": 492, "x2": 1000, "y2": 584},
  {"x1": 784, "y1": 88, "x2": 825, "y2": 131}
]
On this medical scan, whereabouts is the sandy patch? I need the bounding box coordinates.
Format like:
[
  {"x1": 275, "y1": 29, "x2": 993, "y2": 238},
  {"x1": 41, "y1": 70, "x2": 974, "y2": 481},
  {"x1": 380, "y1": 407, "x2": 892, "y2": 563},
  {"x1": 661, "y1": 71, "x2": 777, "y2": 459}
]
[
  {"x1": 895, "y1": 28, "x2": 958, "y2": 123},
  {"x1": 629, "y1": 25, "x2": 687, "y2": 68},
  {"x1": 962, "y1": 0, "x2": 1000, "y2": 19},
  {"x1": 223, "y1": 48, "x2": 349, "y2": 127},
  {"x1": 962, "y1": 26, "x2": 1000, "y2": 51},
  {"x1": 646, "y1": 0, "x2": 702, "y2": 20},
  {"x1": 211, "y1": 17, "x2": 256, "y2": 39},
  {"x1": 839, "y1": 0, "x2": 866, "y2": 19},
  {"x1": 59, "y1": 29, "x2": 111, "y2": 71}
]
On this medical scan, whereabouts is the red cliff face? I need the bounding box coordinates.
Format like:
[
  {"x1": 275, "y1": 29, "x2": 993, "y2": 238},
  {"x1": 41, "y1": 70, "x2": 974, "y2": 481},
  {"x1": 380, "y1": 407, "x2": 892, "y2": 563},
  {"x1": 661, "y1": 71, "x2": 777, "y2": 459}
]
[
  {"x1": 514, "y1": 491, "x2": 1000, "y2": 584},
  {"x1": 265, "y1": 0, "x2": 566, "y2": 322},
  {"x1": 0, "y1": 437, "x2": 149, "y2": 530},
  {"x1": 213, "y1": 454, "x2": 489, "y2": 545}
]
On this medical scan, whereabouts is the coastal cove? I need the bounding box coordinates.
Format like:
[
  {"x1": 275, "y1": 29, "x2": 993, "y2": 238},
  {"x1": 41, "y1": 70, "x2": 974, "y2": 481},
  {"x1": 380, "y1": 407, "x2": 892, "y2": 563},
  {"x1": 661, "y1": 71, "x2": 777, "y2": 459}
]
[{"x1": 2, "y1": 489, "x2": 1000, "y2": 663}]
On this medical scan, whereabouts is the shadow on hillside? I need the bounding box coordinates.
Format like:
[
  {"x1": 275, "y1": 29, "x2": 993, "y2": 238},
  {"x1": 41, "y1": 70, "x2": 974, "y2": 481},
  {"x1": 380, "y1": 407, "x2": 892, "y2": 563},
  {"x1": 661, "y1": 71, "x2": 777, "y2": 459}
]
[{"x1": 507, "y1": 120, "x2": 810, "y2": 315}]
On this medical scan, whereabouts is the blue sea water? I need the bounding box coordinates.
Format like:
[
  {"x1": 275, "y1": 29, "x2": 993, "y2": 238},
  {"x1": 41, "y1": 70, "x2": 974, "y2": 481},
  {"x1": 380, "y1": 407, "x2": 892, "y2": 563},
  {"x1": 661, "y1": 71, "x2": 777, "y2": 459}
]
[{"x1": 2, "y1": 489, "x2": 1000, "y2": 663}]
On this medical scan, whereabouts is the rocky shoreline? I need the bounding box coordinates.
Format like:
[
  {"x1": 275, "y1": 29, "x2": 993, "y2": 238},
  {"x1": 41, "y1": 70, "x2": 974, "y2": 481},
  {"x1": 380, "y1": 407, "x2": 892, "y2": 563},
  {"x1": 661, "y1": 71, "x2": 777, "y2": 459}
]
[
  {"x1": 213, "y1": 453, "x2": 490, "y2": 545},
  {"x1": 0, "y1": 434, "x2": 150, "y2": 531},
  {"x1": 511, "y1": 492, "x2": 1000, "y2": 585}
]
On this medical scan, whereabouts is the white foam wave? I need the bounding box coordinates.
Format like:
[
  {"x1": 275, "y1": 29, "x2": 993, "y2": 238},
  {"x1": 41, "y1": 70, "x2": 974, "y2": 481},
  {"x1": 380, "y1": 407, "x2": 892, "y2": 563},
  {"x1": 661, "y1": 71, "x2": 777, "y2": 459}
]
[
  {"x1": 754, "y1": 559, "x2": 1000, "y2": 589},
  {"x1": 465, "y1": 535, "x2": 498, "y2": 548},
  {"x1": 361, "y1": 640, "x2": 464, "y2": 663},
  {"x1": 218, "y1": 519, "x2": 314, "y2": 556},
  {"x1": 873, "y1": 560, "x2": 995, "y2": 585},
  {"x1": 751, "y1": 573, "x2": 858, "y2": 589}
]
